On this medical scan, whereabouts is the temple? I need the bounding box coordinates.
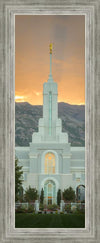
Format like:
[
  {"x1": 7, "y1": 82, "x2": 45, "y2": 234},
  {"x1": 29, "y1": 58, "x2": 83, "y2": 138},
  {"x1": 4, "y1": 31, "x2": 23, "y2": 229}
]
[{"x1": 15, "y1": 44, "x2": 85, "y2": 204}]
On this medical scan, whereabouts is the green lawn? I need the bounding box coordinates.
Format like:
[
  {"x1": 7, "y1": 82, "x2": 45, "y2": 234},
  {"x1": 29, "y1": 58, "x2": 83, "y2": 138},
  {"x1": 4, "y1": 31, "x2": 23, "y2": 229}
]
[{"x1": 15, "y1": 213, "x2": 85, "y2": 228}]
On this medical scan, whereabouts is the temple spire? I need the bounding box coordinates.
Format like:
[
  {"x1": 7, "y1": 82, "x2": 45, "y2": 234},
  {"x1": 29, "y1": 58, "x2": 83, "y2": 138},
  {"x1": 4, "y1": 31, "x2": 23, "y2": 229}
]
[
  {"x1": 48, "y1": 43, "x2": 53, "y2": 82},
  {"x1": 49, "y1": 43, "x2": 52, "y2": 54}
]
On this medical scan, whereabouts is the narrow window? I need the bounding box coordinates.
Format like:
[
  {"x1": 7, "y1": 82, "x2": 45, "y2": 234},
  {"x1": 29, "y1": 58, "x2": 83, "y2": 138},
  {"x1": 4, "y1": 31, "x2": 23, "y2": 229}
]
[{"x1": 45, "y1": 153, "x2": 55, "y2": 174}]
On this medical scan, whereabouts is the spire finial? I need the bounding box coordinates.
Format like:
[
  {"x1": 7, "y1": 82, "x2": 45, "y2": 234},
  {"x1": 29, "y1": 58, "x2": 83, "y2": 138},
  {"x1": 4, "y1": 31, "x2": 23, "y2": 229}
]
[
  {"x1": 49, "y1": 43, "x2": 53, "y2": 54},
  {"x1": 48, "y1": 43, "x2": 54, "y2": 82}
]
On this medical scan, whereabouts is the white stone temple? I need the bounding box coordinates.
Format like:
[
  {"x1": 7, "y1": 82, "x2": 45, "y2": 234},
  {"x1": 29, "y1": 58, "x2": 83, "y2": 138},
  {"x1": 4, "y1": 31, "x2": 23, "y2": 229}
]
[{"x1": 15, "y1": 44, "x2": 85, "y2": 204}]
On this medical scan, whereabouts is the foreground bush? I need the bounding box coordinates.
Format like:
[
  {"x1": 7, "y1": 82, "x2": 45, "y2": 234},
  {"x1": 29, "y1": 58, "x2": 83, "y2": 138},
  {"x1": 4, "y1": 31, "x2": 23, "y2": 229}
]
[
  {"x1": 47, "y1": 204, "x2": 58, "y2": 211},
  {"x1": 24, "y1": 186, "x2": 38, "y2": 202},
  {"x1": 39, "y1": 204, "x2": 44, "y2": 211},
  {"x1": 75, "y1": 205, "x2": 85, "y2": 214},
  {"x1": 63, "y1": 187, "x2": 75, "y2": 202},
  {"x1": 64, "y1": 204, "x2": 71, "y2": 213},
  {"x1": 16, "y1": 204, "x2": 35, "y2": 213}
]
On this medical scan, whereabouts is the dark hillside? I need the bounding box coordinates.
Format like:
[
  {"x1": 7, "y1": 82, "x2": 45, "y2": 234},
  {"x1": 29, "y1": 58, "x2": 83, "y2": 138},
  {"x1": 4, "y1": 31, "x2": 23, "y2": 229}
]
[{"x1": 15, "y1": 102, "x2": 85, "y2": 146}]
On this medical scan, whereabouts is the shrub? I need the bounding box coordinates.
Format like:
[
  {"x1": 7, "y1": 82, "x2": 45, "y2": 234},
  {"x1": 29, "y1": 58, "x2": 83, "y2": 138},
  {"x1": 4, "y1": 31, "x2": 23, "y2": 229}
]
[
  {"x1": 47, "y1": 204, "x2": 58, "y2": 211},
  {"x1": 40, "y1": 188, "x2": 44, "y2": 204},
  {"x1": 47, "y1": 205, "x2": 53, "y2": 210},
  {"x1": 57, "y1": 189, "x2": 61, "y2": 206},
  {"x1": 39, "y1": 204, "x2": 44, "y2": 211},
  {"x1": 55, "y1": 210, "x2": 58, "y2": 214},
  {"x1": 27, "y1": 204, "x2": 35, "y2": 213},
  {"x1": 15, "y1": 203, "x2": 35, "y2": 213},
  {"x1": 78, "y1": 207, "x2": 85, "y2": 214},
  {"x1": 21, "y1": 204, "x2": 28, "y2": 210},
  {"x1": 65, "y1": 204, "x2": 71, "y2": 213},
  {"x1": 74, "y1": 205, "x2": 85, "y2": 214},
  {"x1": 24, "y1": 186, "x2": 38, "y2": 202},
  {"x1": 71, "y1": 205, "x2": 77, "y2": 213},
  {"x1": 16, "y1": 206, "x2": 27, "y2": 213},
  {"x1": 63, "y1": 187, "x2": 75, "y2": 202},
  {"x1": 52, "y1": 204, "x2": 58, "y2": 211},
  {"x1": 15, "y1": 157, "x2": 23, "y2": 202}
]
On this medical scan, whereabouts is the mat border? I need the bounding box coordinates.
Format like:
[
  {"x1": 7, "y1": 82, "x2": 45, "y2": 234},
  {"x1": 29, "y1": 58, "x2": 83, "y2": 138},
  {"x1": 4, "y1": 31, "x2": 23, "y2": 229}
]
[{"x1": 0, "y1": 0, "x2": 100, "y2": 242}]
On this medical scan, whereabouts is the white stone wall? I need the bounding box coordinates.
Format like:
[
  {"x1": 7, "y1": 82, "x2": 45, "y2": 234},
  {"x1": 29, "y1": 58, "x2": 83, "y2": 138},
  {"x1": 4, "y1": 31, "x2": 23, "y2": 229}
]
[
  {"x1": 60, "y1": 174, "x2": 73, "y2": 191},
  {"x1": 15, "y1": 145, "x2": 85, "y2": 197},
  {"x1": 23, "y1": 173, "x2": 38, "y2": 191}
]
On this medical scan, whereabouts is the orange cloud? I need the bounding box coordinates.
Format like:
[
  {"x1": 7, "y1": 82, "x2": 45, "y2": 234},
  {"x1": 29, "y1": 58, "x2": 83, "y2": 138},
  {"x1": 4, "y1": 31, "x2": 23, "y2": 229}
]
[{"x1": 15, "y1": 15, "x2": 85, "y2": 105}]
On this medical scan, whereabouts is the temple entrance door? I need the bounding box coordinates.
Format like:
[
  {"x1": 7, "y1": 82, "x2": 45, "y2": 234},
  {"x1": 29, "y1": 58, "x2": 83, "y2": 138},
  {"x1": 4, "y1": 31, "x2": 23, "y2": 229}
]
[
  {"x1": 76, "y1": 185, "x2": 85, "y2": 201},
  {"x1": 48, "y1": 199, "x2": 52, "y2": 205},
  {"x1": 44, "y1": 180, "x2": 56, "y2": 205}
]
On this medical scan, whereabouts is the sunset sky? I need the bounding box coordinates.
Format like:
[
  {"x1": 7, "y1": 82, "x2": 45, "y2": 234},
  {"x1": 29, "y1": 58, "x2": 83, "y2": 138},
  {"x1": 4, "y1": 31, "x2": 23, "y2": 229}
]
[{"x1": 15, "y1": 15, "x2": 85, "y2": 105}]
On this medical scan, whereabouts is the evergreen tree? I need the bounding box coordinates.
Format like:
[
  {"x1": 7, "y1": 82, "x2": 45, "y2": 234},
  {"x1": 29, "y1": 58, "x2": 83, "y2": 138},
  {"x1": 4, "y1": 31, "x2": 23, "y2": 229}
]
[
  {"x1": 57, "y1": 189, "x2": 61, "y2": 206},
  {"x1": 24, "y1": 186, "x2": 38, "y2": 202},
  {"x1": 63, "y1": 187, "x2": 75, "y2": 202},
  {"x1": 40, "y1": 188, "x2": 44, "y2": 204},
  {"x1": 15, "y1": 157, "x2": 23, "y2": 201}
]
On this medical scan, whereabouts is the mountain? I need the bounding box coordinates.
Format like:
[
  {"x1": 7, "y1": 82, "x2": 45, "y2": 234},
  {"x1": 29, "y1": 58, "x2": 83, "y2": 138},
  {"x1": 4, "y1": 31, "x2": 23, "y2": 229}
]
[{"x1": 15, "y1": 102, "x2": 85, "y2": 147}]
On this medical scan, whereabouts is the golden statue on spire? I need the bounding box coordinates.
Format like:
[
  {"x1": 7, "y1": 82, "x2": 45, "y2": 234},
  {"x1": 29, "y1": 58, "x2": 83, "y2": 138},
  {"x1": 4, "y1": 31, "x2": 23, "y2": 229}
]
[{"x1": 49, "y1": 43, "x2": 53, "y2": 54}]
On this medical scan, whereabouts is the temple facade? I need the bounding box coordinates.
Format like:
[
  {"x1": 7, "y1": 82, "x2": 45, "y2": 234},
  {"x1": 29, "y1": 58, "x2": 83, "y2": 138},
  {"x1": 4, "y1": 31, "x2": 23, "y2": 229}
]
[{"x1": 15, "y1": 44, "x2": 85, "y2": 204}]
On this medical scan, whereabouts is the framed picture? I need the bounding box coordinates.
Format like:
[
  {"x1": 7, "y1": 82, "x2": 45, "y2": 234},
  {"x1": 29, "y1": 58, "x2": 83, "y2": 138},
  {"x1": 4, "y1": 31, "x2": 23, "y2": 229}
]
[
  {"x1": 15, "y1": 14, "x2": 85, "y2": 227},
  {"x1": 0, "y1": 0, "x2": 100, "y2": 242}
]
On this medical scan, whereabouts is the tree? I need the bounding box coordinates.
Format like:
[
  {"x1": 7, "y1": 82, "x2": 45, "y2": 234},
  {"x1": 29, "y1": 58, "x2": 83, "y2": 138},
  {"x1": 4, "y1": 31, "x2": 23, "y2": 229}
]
[
  {"x1": 63, "y1": 187, "x2": 75, "y2": 202},
  {"x1": 15, "y1": 157, "x2": 23, "y2": 202},
  {"x1": 24, "y1": 186, "x2": 38, "y2": 202},
  {"x1": 57, "y1": 189, "x2": 61, "y2": 206},
  {"x1": 40, "y1": 188, "x2": 44, "y2": 204}
]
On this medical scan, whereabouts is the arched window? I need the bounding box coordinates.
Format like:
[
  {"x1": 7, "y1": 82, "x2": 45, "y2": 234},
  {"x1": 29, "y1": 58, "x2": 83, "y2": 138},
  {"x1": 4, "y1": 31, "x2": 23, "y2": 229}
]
[
  {"x1": 44, "y1": 180, "x2": 56, "y2": 204},
  {"x1": 45, "y1": 153, "x2": 55, "y2": 174},
  {"x1": 76, "y1": 185, "x2": 85, "y2": 202}
]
